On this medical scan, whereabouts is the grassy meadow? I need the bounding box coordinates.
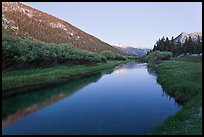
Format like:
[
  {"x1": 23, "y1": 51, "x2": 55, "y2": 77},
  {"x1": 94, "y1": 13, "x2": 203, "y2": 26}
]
[{"x1": 151, "y1": 56, "x2": 202, "y2": 135}]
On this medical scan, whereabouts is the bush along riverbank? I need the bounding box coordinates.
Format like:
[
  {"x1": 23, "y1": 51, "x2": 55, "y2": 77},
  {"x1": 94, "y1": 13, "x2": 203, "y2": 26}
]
[
  {"x1": 2, "y1": 34, "x2": 132, "y2": 96},
  {"x1": 143, "y1": 51, "x2": 173, "y2": 67},
  {"x1": 148, "y1": 55, "x2": 202, "y2": 135},
  {"x1": 2, "y1": 34, "x2": 127, "y2": 72}
]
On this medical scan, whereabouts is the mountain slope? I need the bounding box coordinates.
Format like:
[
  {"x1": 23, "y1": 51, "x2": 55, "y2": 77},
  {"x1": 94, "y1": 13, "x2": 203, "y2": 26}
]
[
  {"x1": 2, "y1": 2, "x2": 123, "y2": 54},
  {"x1": 174, "y1": 32, "x2": 202, "y2": 44},
  {"x1": 113, "y1": 45, "x2": 150, "y2": 56}
]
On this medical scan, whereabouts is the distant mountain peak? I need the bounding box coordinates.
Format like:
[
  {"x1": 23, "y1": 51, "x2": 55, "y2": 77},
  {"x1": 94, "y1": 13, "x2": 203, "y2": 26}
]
[
  {"x1": 181, "y1": 32, "x2": 188, "y2": 35},
  {"x1": 113, "y1": 43, "x2": 130, "y2": 48},
  {"x1": 174, "y1": 32, "x2": 202, "y2": 43},
  {"x1": 112, "y1": 44, "x2": 150, "y2": 56}
]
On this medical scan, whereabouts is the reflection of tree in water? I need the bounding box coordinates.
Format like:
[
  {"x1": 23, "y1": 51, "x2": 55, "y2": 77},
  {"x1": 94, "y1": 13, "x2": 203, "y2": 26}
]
[
  {"x1": 3, "y1": 72, "x2": 103, "y2": 119},
  {"x1": 147, "y1": 66, "x2": 157, "y2": 77},
  {"x1": 101, "y1": 68, "x2": 114, "y2": 76},
  {"x1": 161, "y1": 89, "x2": 182, "y2": 106},
  {"x1": 147, "y1": 65, "x2": 182, "y2": 106}
]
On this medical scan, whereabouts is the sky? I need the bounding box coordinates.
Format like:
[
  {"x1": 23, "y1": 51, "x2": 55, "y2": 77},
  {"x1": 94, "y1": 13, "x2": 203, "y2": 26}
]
[{"x1": 22, "y1": 2, "x2": 202, "y2": 49}]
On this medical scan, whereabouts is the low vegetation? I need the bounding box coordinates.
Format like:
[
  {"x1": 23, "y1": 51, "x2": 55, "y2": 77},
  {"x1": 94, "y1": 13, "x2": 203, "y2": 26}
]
[
  {"x1": 2, "y1": 35, "x2": 129, "y2": 72},
  {"x1": 100, "y1": 50, "x2": 127, "y2": 60},
  {"x1": 2, "y1": 60, "x2": 126, "y2": 96},
  {"x1": 151, "y1": 56, "x2": 202, "y2": 135},
  {"x1": 2, "y1": 35, "x2": 108, "y2": 71},
  {"x1": 143, "y1": 51, "x2": 173, "y2": 67}
]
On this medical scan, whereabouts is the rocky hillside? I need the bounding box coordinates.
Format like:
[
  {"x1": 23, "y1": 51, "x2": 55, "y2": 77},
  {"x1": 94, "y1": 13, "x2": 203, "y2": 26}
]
[
  {"x1": 174, "y1": 32, "x2": 202, "y2": 44},
  {"x1": 113, "y1": 44, "x2": 150, "y2": 56},
  {"x1": 2, "y1": 2, "x2": 123, "y2": 54}
]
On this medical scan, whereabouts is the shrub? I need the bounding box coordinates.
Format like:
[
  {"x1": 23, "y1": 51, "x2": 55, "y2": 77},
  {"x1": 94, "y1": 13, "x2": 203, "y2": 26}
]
[
  {"x1": 144, "y1": 51, "x2": 173, "y2": 66},
  {"x1": 161, "y1": 51, "x2": 173, "y2": 60},
  {"x1": 2, "y1": 35, "x2": 107, "y2": 70},
  {"x1": 100, "y1": 50, "x2": 126, "y2": 60}
]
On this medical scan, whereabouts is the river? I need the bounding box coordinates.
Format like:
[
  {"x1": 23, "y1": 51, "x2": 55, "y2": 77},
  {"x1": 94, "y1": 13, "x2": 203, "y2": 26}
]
[{"x1": 2, "y1": 62, "x2": 181, "y2": 135}]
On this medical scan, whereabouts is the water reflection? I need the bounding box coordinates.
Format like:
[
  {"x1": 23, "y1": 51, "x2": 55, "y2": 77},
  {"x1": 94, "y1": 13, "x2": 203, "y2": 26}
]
[
  {"x1": 147, "y1": 67, "x2": 157, "y2": 77},
  {"x1": 114, "y1": 68, "x2": 127, "y2": 75},
  {"x1": 3, "y1": 72, "x2": 104, "y2": 122},
  {"x1": 3, "y1": 62, "x2": 181, "y2": 135},
  {"x1": 115, "y1": 61, "x2": 147, "y2": 70},
  {"x1": 147, "y1": 65, "x2": 182, "y2": 105},
  {"x1": 101, "y1": 68, "x2": 114, "y2": 76},
  {"x1": 114, "y1": 62, "x2": 148, "y2": 75}
]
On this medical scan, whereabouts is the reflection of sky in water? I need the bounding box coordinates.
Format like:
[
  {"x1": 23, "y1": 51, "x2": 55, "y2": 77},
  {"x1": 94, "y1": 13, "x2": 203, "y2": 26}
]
[
  {"x1": 114, "y1": 68, "x2": 127, "y2": 75},
  {"x1": 3, "y1": 62, "x2": 181, "y2": 135},
  {"x1": 113, "y1": 62, "x2": 147, "y2": 75}
]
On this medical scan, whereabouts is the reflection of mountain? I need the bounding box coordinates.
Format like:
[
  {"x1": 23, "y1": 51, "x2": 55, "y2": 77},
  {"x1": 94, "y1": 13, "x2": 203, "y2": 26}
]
[
  {"x1": 116, "y1": 62, "x2": 147, "y2": 70},
  {"x1": 114, "y1": 68, "x2": 127, "y2": 75},
  {"x1": 3, "y1": 73, "x2": 103, "y2": 126},
  {"x1": 113, "y1": 62, "x2": 147, "y2": 75},
  {"x1": 113, "y1": 45, "x2": 150, "y2": 56}
]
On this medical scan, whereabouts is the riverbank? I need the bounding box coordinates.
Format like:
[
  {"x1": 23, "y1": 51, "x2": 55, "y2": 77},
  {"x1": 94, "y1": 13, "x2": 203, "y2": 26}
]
[
  {"x1": 2, "y1": 72, "x2": 103, "y2": 128},
  {"x1": 2, "y1": 60, "x2": 127, "y2": 97},
  {"x1": 151, "y1": 56, "x2": 202, "y2": 135}
]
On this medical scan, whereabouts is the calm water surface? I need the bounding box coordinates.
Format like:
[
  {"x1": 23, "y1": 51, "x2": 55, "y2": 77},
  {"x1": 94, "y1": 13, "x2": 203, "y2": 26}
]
[{"x1": 2, "y1": 62, "x2": 181, "y2": 135}]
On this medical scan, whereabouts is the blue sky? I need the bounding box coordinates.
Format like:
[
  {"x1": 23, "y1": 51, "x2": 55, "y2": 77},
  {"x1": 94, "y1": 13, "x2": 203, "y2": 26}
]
[{"x1": 22, "y1": 2, "x2": 202, "y2": 49}]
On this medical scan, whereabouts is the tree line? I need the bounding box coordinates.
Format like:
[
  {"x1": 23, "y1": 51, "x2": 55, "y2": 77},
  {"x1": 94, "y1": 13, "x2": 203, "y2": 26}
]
[{"x1": 149, "y1": 36, "x2": 202, "y2": 56}]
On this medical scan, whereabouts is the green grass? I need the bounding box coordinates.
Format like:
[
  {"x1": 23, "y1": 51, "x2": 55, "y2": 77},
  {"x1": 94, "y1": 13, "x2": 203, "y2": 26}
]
[
  {"x1": 173, "y1": 56, "x2": 202, "y2": 62},
  {"x1": 2, "y1": 60, "x2": 126, "y2": 96},
  {"x1": 150, "y1": 56, "x2": 202, "y2": 135}
]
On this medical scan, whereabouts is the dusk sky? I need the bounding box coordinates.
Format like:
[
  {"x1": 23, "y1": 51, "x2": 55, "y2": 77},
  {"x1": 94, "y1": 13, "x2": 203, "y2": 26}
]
[{"x1": 22, "y1": 2, "x2": 202, "y2": 49}]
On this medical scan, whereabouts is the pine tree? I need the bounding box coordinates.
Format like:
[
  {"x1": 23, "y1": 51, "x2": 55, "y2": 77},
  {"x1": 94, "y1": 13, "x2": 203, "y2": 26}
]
[
  {"x1": 183, "y1": 39, "x2": 187, "y2": 55},
  {"x1": 165, "y1": 37, "x2": 170, "y2": 51},
  {"x1": 188, "y1": 37, "x2": 194, "y2": 54},
  {"x1": 160, "y1": 37, "x2": 165, "y2": 51},
  {"x1": 197, "y1": 35, "x2": 202, "y2": 54},
  {"x1": 153, "y1": 44, "x2": 157, "y2": 51}
]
